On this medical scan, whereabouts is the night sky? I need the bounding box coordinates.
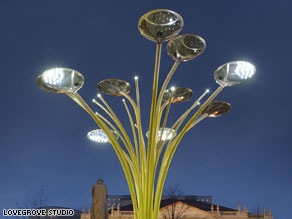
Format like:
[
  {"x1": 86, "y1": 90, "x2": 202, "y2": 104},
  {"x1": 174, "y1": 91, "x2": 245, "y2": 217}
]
[{"x1": 0, "y1": 1, "x2": 291, "y2": 219}]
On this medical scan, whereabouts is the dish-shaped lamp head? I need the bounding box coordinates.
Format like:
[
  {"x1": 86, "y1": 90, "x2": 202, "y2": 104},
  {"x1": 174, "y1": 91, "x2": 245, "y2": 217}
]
[
  {"x1": 36, "y1": 67, "x2": 84, "y2": 94},
  {"x1": 97, "y1": 79, "x2": 130, "y2": 96},
  {"x1": 146, "y1": 128, "x2": 176, "y2": 141},
  {"x1": 202, "y1": 101, "x2": 231, "y2": 117},
  {"x1": 214, "y1": 61, "x2": 256, "y2": 87},
  {"x1": 87, "y1": 129, "x2": 119, "y2": 143},
  {"x1": 138, "y1": 9, "x2": 184, "y2": 43},
  {"x1": 167, "y1": 34, "x2": 206, "y2": 62},
  {"x1": 163, "y1": 87, "x2": 193, "y2": 103}
]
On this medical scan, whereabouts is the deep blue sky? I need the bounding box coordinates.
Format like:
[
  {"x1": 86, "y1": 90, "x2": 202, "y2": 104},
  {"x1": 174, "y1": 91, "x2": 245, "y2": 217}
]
[{"x1": 0, "y1": 0, "x2": 291, "y2": 219}]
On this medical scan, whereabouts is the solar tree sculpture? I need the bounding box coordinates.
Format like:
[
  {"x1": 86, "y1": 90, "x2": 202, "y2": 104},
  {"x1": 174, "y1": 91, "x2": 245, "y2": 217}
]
[{"x1": 36, "y1": 9, "x2": 255, "y2": 219}]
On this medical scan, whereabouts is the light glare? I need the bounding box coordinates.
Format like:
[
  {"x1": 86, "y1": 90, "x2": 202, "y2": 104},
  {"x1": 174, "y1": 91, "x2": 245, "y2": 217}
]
[
  {"x1": 43, "y1": 68, "x2": 65, "y2": 86},
  {"x1": 146, "y1": 128, "x2": 176, "y2": 141},
  {"x1": 233, "y1": 62, "x2": 255, "y2": 79},
  {"x1": 87, "y1": 129, "x2": 119, "y2": 143}
]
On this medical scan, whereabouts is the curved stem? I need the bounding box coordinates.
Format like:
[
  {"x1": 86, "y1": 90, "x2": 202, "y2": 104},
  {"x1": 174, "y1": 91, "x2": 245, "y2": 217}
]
[
  {"x1": 122, "y1": 99, "x2": 139, "y2": 159},
  {"x1": 98, "y1": 95, "x2": 136, "y2": 157},
  {"x1": 157, "y1": 93, "x2": 173, "y2": 153},
  {"x1": 186, "y1": 114, "x2": 208, "y2": 132},
  {"x1": 66, "y1": 92, "x2": 139, "y2": 218},
  {"x1": 172, "y1": 89, "x2": 210, "y2": 130},
  {"x1": 146, "y1": 43, "x2": 162, "y2": 219},
  {"x1": 121, "y1": 92, "x2": 146, "y2": 219},
  {"x1": 156, "y1": 60, "x2": 180, "y2": 113},
  {"x1": 92, "y1": 99, "x2": 137, "y2": 165},
  {"x1": 134, "y1": 77, "x2": 146, "y2": 219},
  {"x1": 159, "y1": 89, "x2": 209, "y2": 153},
  {"x1": 121, "y1": 93, "x2": 146, "y2": 167},
  {"x1": 94, "y1": 112, "x2": 129, "y2": 155},
  {"x1": 153, "y1": 86, "x2": 224, "y2": 219}
]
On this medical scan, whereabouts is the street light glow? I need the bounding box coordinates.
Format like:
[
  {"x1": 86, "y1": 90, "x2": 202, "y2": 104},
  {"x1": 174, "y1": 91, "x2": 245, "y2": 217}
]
[
  {"x1": 234, "y1": 61, "x2": 255, "y2": 79},
  {"x1": 36, "y1": 8, "x2": 256, "y2": 219},
  {"x1": 43, "y1": 68, "x2": 64, "y2": 86},
  {"x1": 146, "y1": 128, "x2": 176, "y2": 141},
  {"x1": 87, "y1": 129, "x2": 119, "y2": 143}
]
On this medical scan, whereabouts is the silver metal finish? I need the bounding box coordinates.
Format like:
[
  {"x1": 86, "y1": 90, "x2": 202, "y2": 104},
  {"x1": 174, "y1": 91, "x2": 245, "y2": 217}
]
[
  {"x1": 163, "y1": 87, "x2": 193, "y2": 103},
  {"x1": 214, "y1": 61, "x2": 256, "y2": 87},
  {"x1": 97, "y1": 79, "x2": 130, "y2": 96},
  {"x1": 36, "y1": 9, "x2": 256, "y2": 219},
  {"x1": 36, "y1": 67, "x2": 84, "y2": 94},
  {"x1": 202, "y1": 101, "x2": 231, "y2": 117},
  {"x1": 138, "y1": 9, "x2": 184, "y2": 43},
  {"x1": 167, "y1": 34, "x2": 206, "y2": 61}
]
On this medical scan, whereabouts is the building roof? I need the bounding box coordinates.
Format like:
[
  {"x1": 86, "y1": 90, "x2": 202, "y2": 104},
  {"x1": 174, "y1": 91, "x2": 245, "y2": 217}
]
[{"x1": 117, "y1": 198, "x2": 236, "y2": 212}]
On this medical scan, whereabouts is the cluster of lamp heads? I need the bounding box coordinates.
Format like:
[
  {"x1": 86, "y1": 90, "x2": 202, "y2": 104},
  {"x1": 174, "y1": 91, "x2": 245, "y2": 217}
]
[
  {"x1": 88, "y1": 88, "x2": 231, "y2": 143},
  {"x1": 36, "y1": 9, "x2": 256, "y2": 144},
  {"x1": 36, "y1": 9, "x2": 255, "y2": 95}
]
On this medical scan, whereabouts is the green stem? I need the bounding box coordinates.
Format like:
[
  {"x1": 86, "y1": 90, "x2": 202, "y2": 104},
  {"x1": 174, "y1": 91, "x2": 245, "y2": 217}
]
[
  {"x1": 67, "y1": 92, "x2": 139, "y2": 219},
  {"x1": 156, "y1": 60, "x2": 180, "y2": 114},
  {"x1": 153, "y1": 86, "x2": 224, "y2": 219},
  {"x1": 146, "y1": 43, "x2": 162, "y2": 219}
]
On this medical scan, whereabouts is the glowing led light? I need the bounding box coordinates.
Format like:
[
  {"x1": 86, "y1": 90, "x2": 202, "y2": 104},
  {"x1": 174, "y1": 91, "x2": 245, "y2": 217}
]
[
  {"x1": 37, "y1": 67, "x2": 84, "y2": 94},
  {"x1": 36, "y1": 10, "x2": 257, "y2": 219},
  {"x1": 234, "y1": 62, "x2": 255, "y2": 79},
  {"x1": 43, "y1": 68, "x2": 64, "y2": 86},
  {"x1": 214, "y1": 61, "x2": 256, "y2": 87},
  {"x1": 159, "y1": 128, "x2": 176, "y2": 140},
  {"x1": 92, "y1": 99, "x2": 95, "y2": 102},
  {"x1": 87, "y1": 129, "x2": 119, "y2": 143},
  {"x1": 146, "y1": 128, "x2": 176, "y2": 141}
]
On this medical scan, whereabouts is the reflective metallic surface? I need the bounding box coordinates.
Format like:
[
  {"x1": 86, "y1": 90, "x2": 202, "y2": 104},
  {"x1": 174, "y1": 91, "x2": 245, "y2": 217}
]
[
  {"x1": 163, "y1": 87, "x2": 193, "y2": 103},
  {"x1": 97, "y1": 79, "x2": 130, "y2": 96},
  {"x1": 214, "y1": 61, "x2": 256, "y2": 87},
  {"x1": 138, "y1": 9, "x2": 184, "y2": 43},
  {"x1": 202, "y1": 101, "x2": 231, "y2": 117},
  {"x1": 36, "y1": 67, "x2": 84, "y2": 94},
  {"x1": 87, "y1": 129, "x2": 119, "y2": 143},
  {"x1": 146, "y1": 127, "x2": 176, "y2": 141},
  {"x1": 167, "y1": 34, "x2": 206, "y2": 61}
]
